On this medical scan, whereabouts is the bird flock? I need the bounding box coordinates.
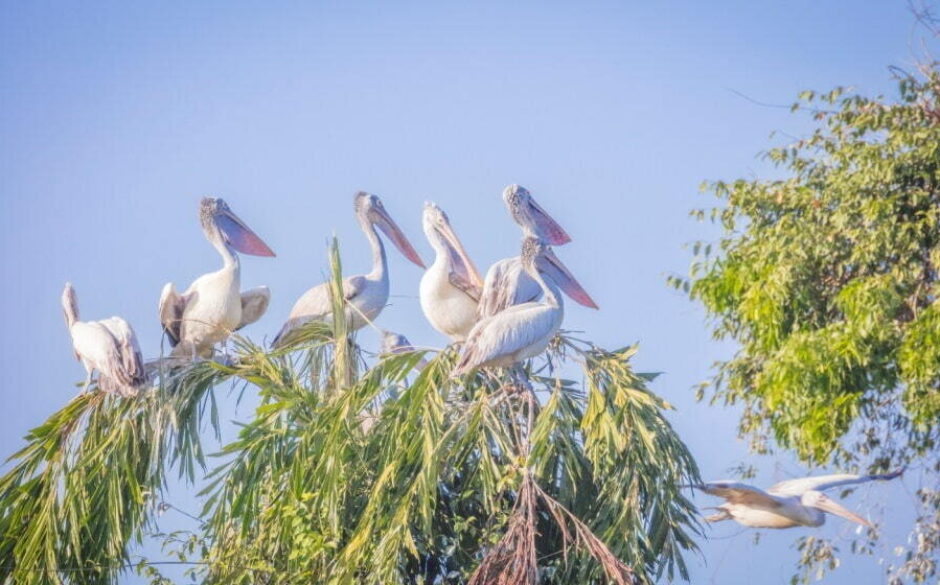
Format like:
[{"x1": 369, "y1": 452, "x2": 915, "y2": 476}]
[{"x1": 59, "y1": 184, "x2": 903, "y2": 532}]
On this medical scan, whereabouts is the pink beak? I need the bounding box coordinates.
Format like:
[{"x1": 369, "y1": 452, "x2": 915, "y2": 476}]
[{"x1": 217, "y1": 209, "x2": 276, "y2": 257}]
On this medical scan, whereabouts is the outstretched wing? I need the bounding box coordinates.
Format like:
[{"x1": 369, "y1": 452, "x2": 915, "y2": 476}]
[
  {"x1": 158, "y1": 283, "x2": 186, "y2": 347},
  {"x1": 768, "y1": 469, "x2": 904, "y2": 497},
  {"x1": 237, "y1": 286, "x2": 271, "y2": 330},
  {"x1": 694, "y1": 481, "x2": 781, "y2": 508}
]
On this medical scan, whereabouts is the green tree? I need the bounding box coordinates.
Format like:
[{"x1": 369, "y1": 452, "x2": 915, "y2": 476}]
[
  {"x1": 0, "y1": 240, "x2": 700, "y2": 585},
  {"x1": 674, "y1": 67, "x2": 940, "y2": 582}
]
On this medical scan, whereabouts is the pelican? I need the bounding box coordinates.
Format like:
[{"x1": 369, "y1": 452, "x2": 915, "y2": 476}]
[
  {"x1": 380, "y1": 330, "x2": 429, "y2": 370},
  {"x1": 419, "y1": 202, "x2": 483, "y2": 341},
  {"x1": 61, "y1": 282, "x2": 146, "y2": 397},
  {"x1": 454, "y1": 237, "x2": 594, "y2": 375},
  {"x1": 478, "y1": 184, "x2": 595, "y2": 318},
  {"x1": 273, "y1": 192, "x2": 425, "y2": 347},
  {"x1": 159, "y1": 197, "x2": 275, "y2": 359},
  {"x1": 691, "y1": 469, "x2": 904, "y2": 529}
]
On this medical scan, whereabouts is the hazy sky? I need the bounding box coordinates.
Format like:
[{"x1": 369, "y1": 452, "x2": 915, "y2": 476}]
[{"x1": 0, "y1": 2, "x2": 929, "y2": 583}]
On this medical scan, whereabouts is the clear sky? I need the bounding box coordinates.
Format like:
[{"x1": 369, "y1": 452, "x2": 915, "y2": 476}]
[{"x1": 0, "y1": 1, "x2": 928, "y2": 582}]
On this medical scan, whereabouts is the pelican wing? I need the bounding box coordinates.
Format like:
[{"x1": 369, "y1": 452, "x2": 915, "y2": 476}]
[
  {"x1": 273, "y1": 277, "x2": 366, "y2": 347},
  {"x1": 100, "y1": 317, "x2": 146, "y2": 395},
  {"x1": 158, "y1": 283, "x2": 186, "y2": 347},
  {"x1": 455, "y1": 304, "x2": 555, "y2": 374},
  {"x1": 237, "y1": 286, "x2": 271, "y2": 330},
  {"x1": 696, "y1": 482, "x2": 781, "y2": 508},
  {"x1": 768, "y1": 469, "x2": 904, "y2": 497},
  {"x1": 71, "y1": 320, "x2": 142, "y2": 397},
  {"x1": 478, "y1": 258, "x2": 541, "y2": 318}
]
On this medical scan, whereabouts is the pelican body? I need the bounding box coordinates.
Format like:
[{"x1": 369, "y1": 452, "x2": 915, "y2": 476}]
[
  {"x1": 159, "y1": 197, "x2": 275, "y2": 359},
  {"x1": 62, "y1": 283, "x2": 146, "y2": 397},
  {"x1": 273, "y1": 192, "x2": 425, "y2": 347},
  {"x1": 478, "y1": 184, "x2": 596, "y2": 318},
  {"x1": 419, "y1": 202, "x2": 483, "y2": 341},
  {"x1": 454, "y1": 237, "x2": 593, "y2": 374},
  {"x1": 693, "y1": 470, "x2": 903, "y2": 529}
]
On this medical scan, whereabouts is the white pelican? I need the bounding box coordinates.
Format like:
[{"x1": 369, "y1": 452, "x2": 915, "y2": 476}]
[
  {"x1": 273, "y1": 192, "x2": 425, "y2": 347},
  {"x1": 380, "y1": 330, "x2": 429, "y2": 370},
  {"x1": 691, "y1": 469, "x2": 904, "y2": 529},
  {"x1": 453, "y1": 237, "x2": 594, "y2": 375},
  {"x1": 159, "y1": 197, "x2": 275, "y2": 359},
  {"x1": 478, "y1": 184, "x2": 596, "y2": 318},
  {"x1": 61, "y1": 282, "x2": 146, "y2": 397},
  {"x1": 419, "y1": 202, "x2": 483, "y2": 341}
]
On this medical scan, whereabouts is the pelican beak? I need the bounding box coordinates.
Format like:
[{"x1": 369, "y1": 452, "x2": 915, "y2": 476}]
[
  {"x1": 374, "y1": 205, "x2": 426, "y2": 268},
  {"x1": 434, "y1": 217, "x2": 483, "y2": 287},
  {"x1": 521, "y1": 195, "x2": 571, "y2": 246},
  {"x1": 539, "y1": 248, "x2": 598, "y2": 309},
  {"x1": 216, "y1": 208, "x2": 276, "y2": 257},
  {"x1": 811, "y1": 494, "x2": 873, "y2": 528}
]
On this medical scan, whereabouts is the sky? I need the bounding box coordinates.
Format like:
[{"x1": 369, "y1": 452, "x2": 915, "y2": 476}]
[{"x1": 0, "y1": 1, "x2": 931, "y2": 583}]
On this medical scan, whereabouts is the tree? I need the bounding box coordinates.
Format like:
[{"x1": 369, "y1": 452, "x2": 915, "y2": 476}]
[
  {"x1": 0, "y1": 240, "x2": 700, "y2": 585},
  {"x1": 673, "y1": 67, "x2": 940, "y2": 582}
]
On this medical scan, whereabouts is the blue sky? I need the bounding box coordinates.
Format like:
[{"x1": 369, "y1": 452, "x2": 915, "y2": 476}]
[{"x1": 0, "y1": 1, "x2": 929, "y2": 582}]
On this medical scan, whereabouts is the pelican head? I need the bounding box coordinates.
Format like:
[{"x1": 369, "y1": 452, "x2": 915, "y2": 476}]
[
  {"x1": 423, "y1": 201, "x2": 482, "y2": 285},
  {"x1": 520, "y1": 237, "x2": 598, "y2": 309},
  {"x1": 61, "y1": 281, "x2": 78, "y2": 328},
  {"x1": 355, "y1": 191, "x2": 425, "y2": 268},
  {"x1": 503, "y1": 184, "x2": 571, "y2": 246},
  {"x1": 200, "y1": 197, "x2": 276, "y2": 257}
]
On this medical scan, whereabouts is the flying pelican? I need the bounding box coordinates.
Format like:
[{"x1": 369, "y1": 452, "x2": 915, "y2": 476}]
[
  {"x1": 453, "y1": 237, "x2": 595, "y2": 375},
  {"x1": 61, "y1": 282, "x2": 146, "y2": 397},
  {"x1": 273, "y1": 192, "x2": 425, "y2": 347},
  {"x1": 690, "y1": 469, "x2": 904, "y2": 529},
  {"x1": 419, "y1": 202, "x2": 484, "y2": 341},
  {"x1": 478, "y1": 184, "x2": 595, "y2": 318},
  {"x1": 159, "y1": 197, "x2": 275, "y2": 359}
]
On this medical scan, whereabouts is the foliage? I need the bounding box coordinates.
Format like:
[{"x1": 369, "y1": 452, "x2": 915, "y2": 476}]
[
  {"x1": 1, "y1": 238, "x2": 700, "y2": 584},
  {"x1": 674, "y1": 68, "x2": 940, "y2": 581}
]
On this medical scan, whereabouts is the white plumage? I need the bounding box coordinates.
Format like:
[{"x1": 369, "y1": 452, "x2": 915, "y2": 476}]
[
  {"x1": 61, "y1": 283, "x2": 146, "y2": 397},
  {"x1": 159, "y1": 197, "x2": 274, "y2": 359},
  {"x1": 273, "y1": 192, "x2": 425, "y2": 347},
  {"x1": 455, "y1": 237, "x2": 591, "y2": 374},
  {"x1": 419, "y1": 202, "x2": 483, "y2": 341},
  {"x1": 693, "y1": 469, "x2": 903, "y2": 529}
]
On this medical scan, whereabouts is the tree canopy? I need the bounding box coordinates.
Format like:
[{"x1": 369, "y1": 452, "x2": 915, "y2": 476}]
[
  {"x1": 0, "y1": 241, "x2": 700, "y2": 585},
  {"x1": 675, "y1": 68, "x2": 940, "y2": 582}
]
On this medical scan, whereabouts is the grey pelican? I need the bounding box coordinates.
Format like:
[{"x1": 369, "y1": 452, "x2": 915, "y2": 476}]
[
  {"x1": 478, "y1": 184, "x2": 596, "y2": 318},
  {"x1": 453, "y1": 237, "x2": 594, "y2": 375},
  {"x1": 691, "y1": 469, "x2": 904, "y2": 529},
  {"x1": 159, "y1": 197, "x2": 275, "y2": 359},
  {"x1": 61, "y1": 282, "x2": 146, "y2": 397},
  {"x1": 419, "y1": 202, "x2": 483, "y2": 341},
  {"x1": 273, "y1": 192, "x2": 425, "y2": 347},
  {"x1": 380, "y1": 330, "x2": 429, "y2": 370}
]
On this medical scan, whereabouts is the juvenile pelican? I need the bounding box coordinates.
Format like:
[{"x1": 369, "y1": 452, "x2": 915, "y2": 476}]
[
  {"x1": 454, "y1": 237, "x2": 594, "y2": 375},
  {"x1": 691, "y1": 469, "x2": 904, "y2": 529},
  {"x1": 159, "y1": 197, "x2": 275, "y2": 359},
  {"x1": 419, "y1": 202, "x2": 483, "y2": 341},
  {"x1": 62, "y1": 283, "x2": 146, "y2": 397},
  {"x1": 478, "y1": 185, "x2": 595, "y2": 318},
  {"x1": 273, "y1": 192, "x2": 425, "y2": 347},
  {"x1": 380, "y1": 330, "x2": 429, "y2": 370}
]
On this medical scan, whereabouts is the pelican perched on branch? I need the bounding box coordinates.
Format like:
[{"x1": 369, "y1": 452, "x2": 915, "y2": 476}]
[
  {"x1": 691, "y1": 469, "x2": 904, "y2": 529},
  {"x1": 454, "y1": 237, "x2": 594, "y2": 375},
  {"x1": 61, "y1": 283, "x2": 146, "y2": 397},
  {"x1": 478, "y1": 185, "x2": 595, "y2": 318},
  {"x1": 380, "y1": 330, "x2": 429, "y2": 370},
  {"x1": 419, "y1": 202, "x2": 483, "y2": 341},
  {"x1": 273, "y1": 192, "x2": 425, "y2": 347},
  {"x1": 159, "y1": 197, "x2": 275, "y2": 359}
]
